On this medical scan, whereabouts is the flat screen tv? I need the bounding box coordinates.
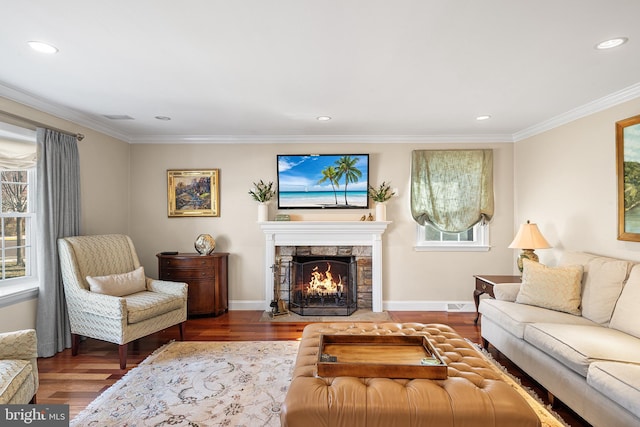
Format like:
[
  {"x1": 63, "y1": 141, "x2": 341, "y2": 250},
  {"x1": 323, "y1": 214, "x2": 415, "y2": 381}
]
[{"x1": 277, "y1": 154, "x2": 369, "y2": 209}]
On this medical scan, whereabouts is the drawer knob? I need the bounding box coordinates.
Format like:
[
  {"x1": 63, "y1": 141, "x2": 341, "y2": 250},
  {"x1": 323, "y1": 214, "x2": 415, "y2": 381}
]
[{"x1": 482, "y1": 283, "x2": 487, "y2": 290}]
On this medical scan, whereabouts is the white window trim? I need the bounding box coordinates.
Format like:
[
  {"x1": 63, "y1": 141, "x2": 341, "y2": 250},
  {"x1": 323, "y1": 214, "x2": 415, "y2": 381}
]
[
  {"x1": 414, "y1": 222, "x2": 491, "y2": 252},
  {"x1": 0, "y1": 166, "x2": 39, "y2": 305},
  {"x1": 0, "y1": 281, "x2": 39, "y2": 307}
]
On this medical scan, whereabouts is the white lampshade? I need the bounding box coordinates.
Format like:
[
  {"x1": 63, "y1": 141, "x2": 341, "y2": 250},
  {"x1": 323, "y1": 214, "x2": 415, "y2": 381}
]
[{"x1": 509, "y1": 220, "x2": 551, "y2": 250}]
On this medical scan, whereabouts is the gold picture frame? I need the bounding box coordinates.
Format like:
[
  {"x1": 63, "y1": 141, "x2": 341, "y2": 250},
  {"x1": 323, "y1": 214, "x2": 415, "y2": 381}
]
[
  {"x1": 167, "y1": 169, "x2": 219, "y2": 217},
  {"x1": 617, "y1": 115, "x2": 640, "y2": 241}
]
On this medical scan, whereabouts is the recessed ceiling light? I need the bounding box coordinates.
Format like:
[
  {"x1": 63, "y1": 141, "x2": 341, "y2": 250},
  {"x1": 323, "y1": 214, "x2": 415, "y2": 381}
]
[
  {"x1": 103, "y1": 114, "x2": 135, "y2": 120},
  {"x1": 27, "y1": 41, "x2": 58, "y2": 54},
  {"x1": 155, "y1": 116, "x2": 171, "y2": 121},
  {"x1": 316, "y1": 116, "x2": 332, "y2": 121},
  {"x1": 595, "y1": 37, "x2": 628, "y2": 50},
  {"x1": 476, "y1": 115, "x2": 491, "y2": 121}
]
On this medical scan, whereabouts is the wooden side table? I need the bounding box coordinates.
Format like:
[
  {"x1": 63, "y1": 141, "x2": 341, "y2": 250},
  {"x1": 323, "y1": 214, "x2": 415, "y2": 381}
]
[
  {"x1": 157, "y1": 252, "x2": 229, "y2": 316},
  {"x1": 473, "y1": 275, "x2": 521, "y2": 324}
]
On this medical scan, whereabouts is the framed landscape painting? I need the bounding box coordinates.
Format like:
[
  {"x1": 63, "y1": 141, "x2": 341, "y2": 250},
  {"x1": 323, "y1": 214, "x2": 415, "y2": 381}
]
[
  {"x1": 167, "y1": 169, "x2": 219, "y2": 217},
  {"x1": 617, "y1": 115, "x2": 640, "y2": 241}
]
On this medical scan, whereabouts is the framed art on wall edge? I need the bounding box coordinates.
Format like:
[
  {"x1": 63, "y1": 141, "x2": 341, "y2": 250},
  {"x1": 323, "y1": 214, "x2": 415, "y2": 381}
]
[
  {"x1": 617, "y1": 114, "x2": 640, "y2": 241},
  {"x1": 167, "y1": 169, "x2": 219, "y2": 217}
]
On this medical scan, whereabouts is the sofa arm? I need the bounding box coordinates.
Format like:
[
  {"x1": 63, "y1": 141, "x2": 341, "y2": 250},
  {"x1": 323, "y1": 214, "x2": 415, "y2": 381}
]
[
  {"x1": 146, "y1": 278, "x2": 188, "y2": 298},
  {"x1": 0, "y1": 329, "x2": 37, "y2": 360},
  {"x1": 493, "y1": 283, "x2": 521, "y2": 302}
]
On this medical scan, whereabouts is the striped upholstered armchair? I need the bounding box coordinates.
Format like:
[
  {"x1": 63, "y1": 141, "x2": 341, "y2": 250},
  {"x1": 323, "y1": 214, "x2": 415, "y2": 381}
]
[
  {"x1": 0, "y1": 329, "x2": 38, "y2": 404},
  {"x1": 58, "y1": 234, "x2": 187, "y2": 369}
]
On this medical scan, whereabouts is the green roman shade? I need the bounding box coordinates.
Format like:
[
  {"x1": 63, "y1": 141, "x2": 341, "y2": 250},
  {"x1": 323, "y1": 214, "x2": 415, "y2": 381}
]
[{"x1": 411, "y1": 149, "x2": 494, "y2": 233}]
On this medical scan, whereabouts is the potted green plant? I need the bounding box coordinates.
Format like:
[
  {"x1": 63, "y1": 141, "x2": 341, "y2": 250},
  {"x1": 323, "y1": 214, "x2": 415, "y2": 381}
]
[
  {"x1": 249, "y1": 180, "x2": 276, "y2": 221},
  {"x1": 368, "y1": 181, "x2": 396, "y2": 221}
]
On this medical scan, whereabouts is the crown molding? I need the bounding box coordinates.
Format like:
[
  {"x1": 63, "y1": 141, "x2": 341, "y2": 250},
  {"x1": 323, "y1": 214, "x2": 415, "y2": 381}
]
[
  {"x1": 513, "y1": 82, "x2": 640, "y2": 142},
  {"x1": 0, "y1": 82, "x2": 132, "y2": 142},
  {"x1": 3, "y1": 80, "x2": 640, "y2": 145},
  {"x1": 128, "y1": 133, "x2": 515, "y2": 144}
]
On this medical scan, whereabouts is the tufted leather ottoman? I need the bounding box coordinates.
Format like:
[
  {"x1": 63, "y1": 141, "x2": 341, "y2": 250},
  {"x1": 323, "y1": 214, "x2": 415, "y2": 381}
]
[{"x1": 281, "y1": 323, "x2": 540, "y2": 427}]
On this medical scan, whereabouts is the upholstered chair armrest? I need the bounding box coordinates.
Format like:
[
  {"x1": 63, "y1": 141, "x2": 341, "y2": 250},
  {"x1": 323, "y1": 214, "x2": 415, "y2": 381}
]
[
  {"x1": 76, "y1": 289, "x2": 127, "y2": 319},
  {"x1": 0, "y1": 329, "x2": 37, "y2": 360},
  {"x1": 146, "y1": 278, "x2": 188, "y2": 298},
  {"x1": 493, "y1": 283, "x2": 521, "y2": 302}
]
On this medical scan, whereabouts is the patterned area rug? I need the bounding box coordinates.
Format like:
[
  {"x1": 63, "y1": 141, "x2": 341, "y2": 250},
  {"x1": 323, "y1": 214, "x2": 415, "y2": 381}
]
[
  {"x1": 470, "y1": 343, "x2": 570, "y2": 427},
  {"x1": 71, "y1": 341, "x2": 299, "y2": 427},
  {"x1": 259, "y1": 309, "x2": 392, "y2": 322},
  {"x1": 71, "y1": 339, "x2": 567, "y2": 427}
]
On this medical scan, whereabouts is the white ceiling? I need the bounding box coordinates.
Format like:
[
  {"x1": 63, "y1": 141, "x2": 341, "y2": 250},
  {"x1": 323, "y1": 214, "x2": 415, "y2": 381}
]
[{"x1": 1, "y1": 0, "x2": 640, "y2": 143}]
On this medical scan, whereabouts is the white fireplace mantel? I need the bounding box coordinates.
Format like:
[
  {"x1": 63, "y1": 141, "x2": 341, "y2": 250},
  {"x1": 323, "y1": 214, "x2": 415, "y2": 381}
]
[{"x1": 260, "y1": 221, "x2": 390, "y2": 312}]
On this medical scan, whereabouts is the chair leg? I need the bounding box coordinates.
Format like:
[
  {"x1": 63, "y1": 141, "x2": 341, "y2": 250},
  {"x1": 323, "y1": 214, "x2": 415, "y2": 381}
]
[
  {"x1": 179, "y1": 321, "x2": 186, "y2": 341},
  {"x1": 119, "y1": 343, "x2": 128, "y2": 369},
  {"x1": 71, "y1": 333, "x2": 80, "y2": 356}
]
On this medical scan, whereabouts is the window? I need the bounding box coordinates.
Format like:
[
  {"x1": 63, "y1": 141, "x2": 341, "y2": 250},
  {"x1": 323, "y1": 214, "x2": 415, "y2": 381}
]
[
  {"x1": 411, "y1": 149, "x2": 493, "y2": 251},
  {"x1": 1, "y1": 169, "x2": 36, "y2": 283},
  {"x1": 0, "y1": 122, "x2": 38, "y2": 298},
  {"x1": 415, "y1": 222, "x2": 489, "y2": 251}
]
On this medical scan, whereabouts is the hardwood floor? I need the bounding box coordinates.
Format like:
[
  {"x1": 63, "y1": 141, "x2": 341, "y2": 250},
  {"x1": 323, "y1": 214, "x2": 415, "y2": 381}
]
[{"x1": 36, "y1": 311, "x2": 591, "y2": 426}]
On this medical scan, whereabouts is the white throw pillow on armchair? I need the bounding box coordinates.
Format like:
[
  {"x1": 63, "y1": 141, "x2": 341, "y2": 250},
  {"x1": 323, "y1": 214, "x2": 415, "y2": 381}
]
[{"x1": 86, "y1": 266, "x2": 147, "y2": 297}]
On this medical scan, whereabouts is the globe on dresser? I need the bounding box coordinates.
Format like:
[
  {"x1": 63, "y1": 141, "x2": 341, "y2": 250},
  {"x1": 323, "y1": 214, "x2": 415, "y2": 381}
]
[{"x1": 194, "y1": 234, "x2": 216, "y2": 255}]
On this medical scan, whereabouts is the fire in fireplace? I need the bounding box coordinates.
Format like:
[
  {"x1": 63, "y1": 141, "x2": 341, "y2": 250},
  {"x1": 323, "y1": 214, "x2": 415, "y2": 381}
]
[{"x1": 290, "y1": 256, "x2": 357, "y2": 316}]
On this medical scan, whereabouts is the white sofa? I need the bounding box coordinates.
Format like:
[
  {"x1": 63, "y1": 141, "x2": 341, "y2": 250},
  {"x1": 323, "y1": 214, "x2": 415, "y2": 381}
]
[{"x1": 479, "y1": 252, "x2": 640, "y2": 427}]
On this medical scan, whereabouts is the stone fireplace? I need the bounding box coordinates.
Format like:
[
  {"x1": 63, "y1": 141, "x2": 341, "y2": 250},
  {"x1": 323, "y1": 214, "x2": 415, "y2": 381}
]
[
  {"x1": 276, "y1": 246, "x2": 371, "y2": 315},
  {"x1": 260, "y1": 221, "x2": 389, "y2": 313}
]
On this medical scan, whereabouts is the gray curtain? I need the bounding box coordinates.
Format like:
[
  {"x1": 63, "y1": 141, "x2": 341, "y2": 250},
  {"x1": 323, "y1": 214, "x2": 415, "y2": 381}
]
[
  {"x1": 411, "y1": 149, "x2": 494, "y2": 233},
  {"x1": 35, "y1": 128, "x2": 80, "y2": 357}
]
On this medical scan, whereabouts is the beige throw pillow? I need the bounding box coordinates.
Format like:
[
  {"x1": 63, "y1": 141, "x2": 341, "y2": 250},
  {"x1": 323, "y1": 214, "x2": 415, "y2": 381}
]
[
  {"x1": 515, "y1": 259, "x2": 583, "y2": 315},
  {"x1": 86, "y1": 266, "x2": 146, "y2": 297}
]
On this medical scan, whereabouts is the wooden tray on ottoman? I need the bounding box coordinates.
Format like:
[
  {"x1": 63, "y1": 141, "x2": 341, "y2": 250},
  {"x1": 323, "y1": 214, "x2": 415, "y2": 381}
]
[{"x1": 316, "y1": 334, "x2": 447, "y2": 379}]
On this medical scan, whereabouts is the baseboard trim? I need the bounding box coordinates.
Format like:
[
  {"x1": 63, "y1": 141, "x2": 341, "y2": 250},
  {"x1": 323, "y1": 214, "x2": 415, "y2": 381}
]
[{"x1": 229, "y1": 300, "x2": 476, "y2": 312}]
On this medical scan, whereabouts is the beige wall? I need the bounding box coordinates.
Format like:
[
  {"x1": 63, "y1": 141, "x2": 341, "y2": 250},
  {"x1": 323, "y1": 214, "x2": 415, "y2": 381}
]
[
  {"x1": 4, "y1": 91, "x2": 640, "y2": 327},
  {"x1": 514, "y1": 97, "x2": 640, "y2": 265},
  {"x1": 130, "y1": 141, "x2": 515, "y2": 310},
  {"x1": 0, "y1": 97, "x2": 130, "y2": 329}
]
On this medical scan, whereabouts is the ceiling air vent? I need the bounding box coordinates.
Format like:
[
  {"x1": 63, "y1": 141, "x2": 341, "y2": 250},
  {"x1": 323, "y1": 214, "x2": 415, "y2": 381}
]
[{"x1": 103, "y1": 114, "x2": 135, "y2": 120}]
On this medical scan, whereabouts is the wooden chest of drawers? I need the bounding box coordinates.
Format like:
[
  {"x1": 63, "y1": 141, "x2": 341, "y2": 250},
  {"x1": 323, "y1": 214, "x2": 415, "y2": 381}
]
[{"x1": 157, "y1": 252, "x2": 229, "y2": 316}]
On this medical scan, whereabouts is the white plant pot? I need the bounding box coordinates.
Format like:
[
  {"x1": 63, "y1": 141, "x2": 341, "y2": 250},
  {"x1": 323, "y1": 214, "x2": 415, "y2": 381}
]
[
  {"x1": 258, "y1": 203, "x2": 269, "y2": 222},
  {"x1": 375, "y1": 202, "x2": 387, "y2": 221}
]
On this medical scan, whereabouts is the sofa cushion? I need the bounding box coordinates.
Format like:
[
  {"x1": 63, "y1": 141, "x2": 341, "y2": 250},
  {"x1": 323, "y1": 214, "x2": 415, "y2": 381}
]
[
  {"x1": 587, "y1": 361, "x2": 640, "y2": 419},
  {"x1": 479, "y1": 299, "x2": 596, "y2": 339},
  {"x1": 515, "y1": 259, "x2": 582, "y2": 315},
  {"x1": 523, "y1": 323, "x2": 640, "y2": 377},
  {"x1": 580, "y1": 257, "x2": 633, "y2": 325},
  {"x1": 558, "y1": 251, "x2": 599, "y2": 269},
  {"x1": 0, "y1": 360, "x2": 32, "y2": 404},
  {"x1": 559, "y1": 251, "x2": 634, "y2": 324},
  {"x1": 86, "y1": 266, "x2": 146, "y2": 297},
  {"x1": 124, "y1": 291, "x2": 184, "y2": 324},
  {"x1": 610, "y1": 264, "x2": 640, "y2": 339}
]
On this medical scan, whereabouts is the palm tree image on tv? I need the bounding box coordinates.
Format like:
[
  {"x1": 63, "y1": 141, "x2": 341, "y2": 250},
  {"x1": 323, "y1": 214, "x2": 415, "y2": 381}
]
[
  {"x1": 333, "y1": 155, "x2": 363, "y2": 206},
  {"x1": 277, "y1": 154, "x2": 369, "y2": 208},
  {"x1": 317, "y1": 165, "x2": 340, "y2": 205}
]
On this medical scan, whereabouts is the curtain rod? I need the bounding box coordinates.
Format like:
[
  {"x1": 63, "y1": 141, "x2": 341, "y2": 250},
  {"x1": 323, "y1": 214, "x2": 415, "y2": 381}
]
[{"x1": 0, "y1": 110, "x2": 85, "y2": 141}]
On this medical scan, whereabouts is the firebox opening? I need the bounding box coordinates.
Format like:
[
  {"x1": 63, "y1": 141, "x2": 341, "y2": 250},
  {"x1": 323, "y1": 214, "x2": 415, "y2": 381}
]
[{"x1": 290, "y1": 255, "x2": 357, "y2": 316}]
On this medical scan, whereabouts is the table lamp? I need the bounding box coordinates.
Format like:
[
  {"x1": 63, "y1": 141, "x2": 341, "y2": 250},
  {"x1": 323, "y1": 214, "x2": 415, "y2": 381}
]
[{"x1": 508, "y1": 220, "x2": 551, "y2": 272}]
